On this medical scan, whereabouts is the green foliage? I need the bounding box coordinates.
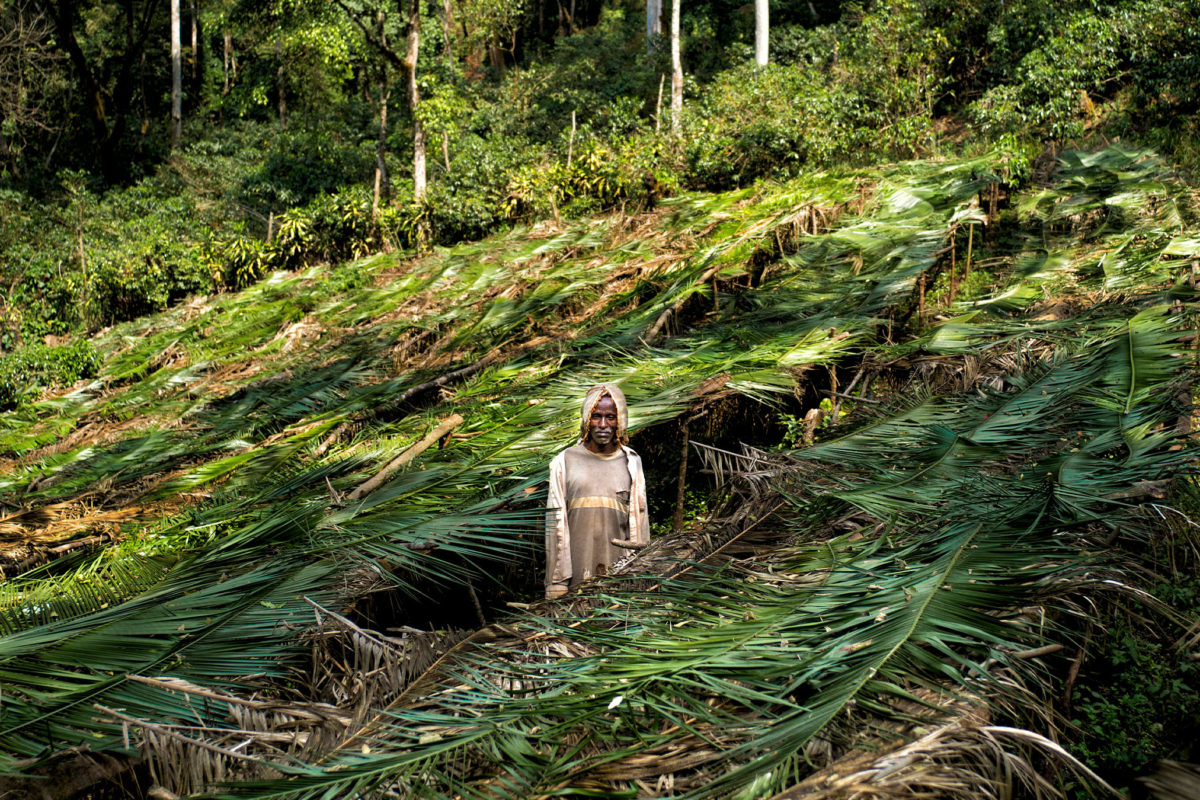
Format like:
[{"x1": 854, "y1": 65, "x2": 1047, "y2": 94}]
[
  {"x1": 238, "y1": 127, "x2": 374, "y2": 211},
  {"x1": 1070, "y1": 592, "x2": 1200, "y2": 780},
  {"x1": 5, "y1": 0, "x2": 1198, "y2": 339},
  {"x1": 502, "y1": 135, "x2": 665, "y2": 219},
  {"x1": 0, "y1": 147, "x2": 1192, "y2": 798},
  {"x1": 968, "y1": 0, "x2": 1200, "y2": 138},
  {"x1": 0, "y1": 339, "x2": 101, "y2": 411}
]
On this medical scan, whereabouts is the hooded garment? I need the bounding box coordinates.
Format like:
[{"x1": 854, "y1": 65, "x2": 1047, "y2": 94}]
[
  {"x1": 546, "y1": 384, "x2": 650, "y2": 590},
  {"x1": 577, "y1": 383, "x2": 630, "y2": 445}
]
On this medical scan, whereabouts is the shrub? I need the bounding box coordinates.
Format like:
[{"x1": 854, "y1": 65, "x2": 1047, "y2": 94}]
[
  {"x1": 238, "y1": 127, "x2": 374, "y2": 211},
  {"x1": 1069, "y1": 577, "x2": 1200, "y2": 783},
  {"x1": 0, "y1": 339, "x2": 102, "y2": 411}
]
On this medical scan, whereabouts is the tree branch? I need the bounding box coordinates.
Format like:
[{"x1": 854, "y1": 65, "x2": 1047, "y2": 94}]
[{"x1": 332, "y1": 0, "x2": 407, "y2": 69}]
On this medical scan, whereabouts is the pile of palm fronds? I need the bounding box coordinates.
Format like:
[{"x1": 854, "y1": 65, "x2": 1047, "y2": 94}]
[{"x1": 0, "y1": 145, "x2": 1197, "y2": 798}]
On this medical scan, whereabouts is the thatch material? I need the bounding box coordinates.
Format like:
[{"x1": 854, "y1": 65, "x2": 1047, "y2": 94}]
[{"x1": 0, "y1": 146, "x2": 1196, "y2": 799}]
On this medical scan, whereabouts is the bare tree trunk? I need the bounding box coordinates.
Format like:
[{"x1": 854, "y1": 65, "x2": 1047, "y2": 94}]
[
  {"x1": 441, "y1": 0, "x2": 454, "y2": 58},
  {"x1": 405, "y1": 0, "x2": 425, "y2": 201},
  {"x1": 190, "y1": 0, "x2": 198, "y2": 79},
  {"x1": 754, "y1": 0, "x2": 767, "y2": 66},
  {"x1": 670, "y1": 0, "x2": 681, "y2": 134},
  {"x1": 373, "y1": 10, "x2": 390, "y2": 219},
  {"x1": 170, "y1": 0, "x2": 181, "y2": 147},
  {"x1": 222, "y1": 30, "x2": 231, "y2": 95},
  {"x1": 275, "y1": 36, "x2": 286, "y2": 131},
  {"x1": 0, "y1": 133, "x2": 19, "y2": 181},
  {"x1": 646, "y1": 0, "x2": 661, "y2": 52},
  {"x1": 655, "y1": 72, "x2": 664, "y2": 131},
  {"x1": 374, "y1": 88, "x2": 390, "y2": 218},
  {"x1": 567, "y1": 109, "x2": 576, "y2": 168}
]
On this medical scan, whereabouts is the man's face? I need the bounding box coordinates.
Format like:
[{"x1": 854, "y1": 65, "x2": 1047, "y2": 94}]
[{"x1": 588, "y1": 396, "x2": 619, "y2": 448}]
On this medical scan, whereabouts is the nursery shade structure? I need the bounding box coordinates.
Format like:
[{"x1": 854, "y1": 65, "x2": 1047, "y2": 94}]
[{"x1": 0, "y1": 145, "x2": 1196, "y2": 798}]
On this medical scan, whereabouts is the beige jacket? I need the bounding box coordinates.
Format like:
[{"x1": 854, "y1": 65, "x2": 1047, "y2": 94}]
[
  {"x1": 545, "y1": 444, "x2": 650, "y2": 588},
  {"x1": 546, "y1": 382, "x2": 649, "y2": 589}
]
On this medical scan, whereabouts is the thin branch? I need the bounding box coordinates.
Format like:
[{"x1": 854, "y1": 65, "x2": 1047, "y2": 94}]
[
  {"x1": 348, "y1": 412, "x2": 464, "y2": 500},
  {"x1": 645, "y1": 263, "x2": 723, "y2": 344},
  {"x1": 331, "y1": 0, "x2": 408, "y2": 69}
]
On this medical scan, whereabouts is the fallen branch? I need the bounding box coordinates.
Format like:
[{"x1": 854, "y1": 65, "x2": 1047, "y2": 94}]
[
  {"x1": 348, "y1": 413, "x2": 465, "y2": 500},
  {"x1": 1010, "y1": 643, "x2": 1063, "y2": 659},
  {"x1": 93, "y1": 704, "x2": 273, "y2": 766},
  {"x1": 354, "y1": 334, "x2": 555, "y2": 430},
  {"x1": 1105, "y1": 479, "x2": 1171, "y2": 501},
  {"x1": 48, "y1": 533, "x2": 113, "y2": 554},
  {"x1": 644, "y1": 263, "x2": 724, "y2": 344}
]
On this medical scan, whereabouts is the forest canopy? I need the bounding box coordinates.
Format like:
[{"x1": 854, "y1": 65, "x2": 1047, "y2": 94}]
[{"x1": 1, "y1": 0, "x2": 1198, "y2": 344}]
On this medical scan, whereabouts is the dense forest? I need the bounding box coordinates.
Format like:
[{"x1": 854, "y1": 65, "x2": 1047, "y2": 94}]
[{"x1": 1, "y1": 0, "x2": 1199, "y2": 798}]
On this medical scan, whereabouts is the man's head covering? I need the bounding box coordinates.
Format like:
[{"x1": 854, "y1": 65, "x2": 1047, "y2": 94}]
[{"x1": 579, "y1": 383, "x2": 629, "y2": 445}]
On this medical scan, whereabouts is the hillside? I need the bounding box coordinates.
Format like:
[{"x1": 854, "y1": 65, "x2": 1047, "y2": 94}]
[{"x1": 1, "y1": 144, "x2": 1198, "y2": 798}]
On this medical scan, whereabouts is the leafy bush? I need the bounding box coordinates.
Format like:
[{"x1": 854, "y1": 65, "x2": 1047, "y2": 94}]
[
  {"x1": 238, "y1": 127, "x2": 374, "y2": 211},
  {"x1": 208, "y1": 186, "x2": 392, "y2": 287},
  {"x1": 965, "y1": 0, "x2": 1199, "y2": 139},
  {"x1": 1069, "y1": 577, "x2": 1200, "y2": 782},
  {"x1": 423, "y1": 132, "x2": 534, "y2": 243},
  {"x1": 0, "y1": 339, "x2": 102, "y2": 411}
]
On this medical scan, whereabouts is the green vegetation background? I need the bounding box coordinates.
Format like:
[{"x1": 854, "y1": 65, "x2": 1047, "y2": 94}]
[{"x1": 3, "y1": 0, "x2": 1197, "y2": 352}]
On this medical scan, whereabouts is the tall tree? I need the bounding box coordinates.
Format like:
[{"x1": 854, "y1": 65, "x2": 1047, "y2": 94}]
[
  {"x1": 645, "y1": 0, "x2": 661, "y2": 52},
  {"x1": 335, "y1": 0, "x2": 426, "y2": 203},
  {"x1": 0, "y1": 2, "x2": 64, "y2": 178},
  {"x1": 670, "y1": 0, "x2": 681, "y2": 134},
  {"x1": 405, "y1": 0, "x2": 425, "y2": 201},
  {"x1": 754, "y1": 0, "x2": 767, "y2": 66},
  {"x1": 373, "y1": 10, "x2": 390, "y2": 217},
  {"x1": 189, "y1": 0, "x2": 203, "y2": 102},
  {"x1": 171, "y1": 0, "x2": 181, "y2": 147},
  {"x1": 35, "y1": 0, "x2": 164, "y2": 177},
  {"x1": 222, "y1": 29, "x2": 234, "y2": 95},
  {"x1": 275, "y1": 34, "x2": 286, "y2": 130}
]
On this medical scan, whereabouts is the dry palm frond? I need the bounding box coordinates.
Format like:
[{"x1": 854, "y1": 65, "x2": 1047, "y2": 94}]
[{"x1": 771, "y1": 717, "x2": 1120, "y2": 800}]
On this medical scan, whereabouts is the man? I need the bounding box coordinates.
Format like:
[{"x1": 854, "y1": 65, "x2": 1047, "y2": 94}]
[{"x1": 545, "y1": 383, "x2": 650, "y2": 599}]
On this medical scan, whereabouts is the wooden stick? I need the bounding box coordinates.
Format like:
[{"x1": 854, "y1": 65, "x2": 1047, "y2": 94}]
[
  {"x1": 313, "y1": 421, "x2": 351, "y2": 459},
  {"x1": 949, "y1": 228, "x2": 957, "y2": 303},
  {"x1": 348, "y1": 413, "x2": 465, "y2": 500},
  {"x1": 917, "y1": 273, "x2": 926, "y2": 327},
  {"x1": 1011, "y1": 643, "x2": 1063, "y2": 659},
  {"x1": 48, "y1": 534, "x2": 112, "y2": 554},
  {"x1": 965, "y1": 223, "x2": 974, "y2": 279},
  {"x1": 672, "y1": 421, "x2": 690, "y2": 535},
  {"x1": 567, "y1": 110, "x2": 576, "y2": 168}
]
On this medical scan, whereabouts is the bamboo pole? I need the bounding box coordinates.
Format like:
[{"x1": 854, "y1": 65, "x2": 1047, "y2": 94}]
[{"x1": 965, "y1": 223, "x2": 974, "y2": 280}]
